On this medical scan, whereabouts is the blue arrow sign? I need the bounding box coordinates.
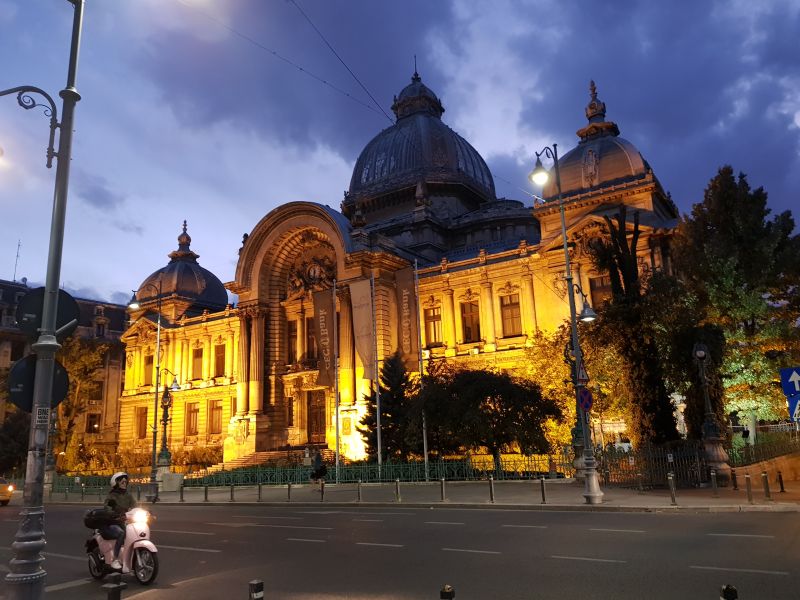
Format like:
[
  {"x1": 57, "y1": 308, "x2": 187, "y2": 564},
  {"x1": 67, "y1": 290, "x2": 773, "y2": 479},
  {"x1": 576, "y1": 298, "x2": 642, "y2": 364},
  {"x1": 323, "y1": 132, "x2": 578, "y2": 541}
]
[
  {"x1": 788, "y1": 395, "x2": 800, "y2": 423},
  {"x1": 780, "y1": 367, "x2": 800, "y2": 398}
]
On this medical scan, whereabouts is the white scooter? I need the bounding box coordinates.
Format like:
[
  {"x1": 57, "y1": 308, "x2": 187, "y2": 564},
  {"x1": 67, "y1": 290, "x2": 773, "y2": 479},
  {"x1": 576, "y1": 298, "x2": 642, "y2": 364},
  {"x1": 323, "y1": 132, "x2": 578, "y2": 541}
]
[{"x1": 85, "y1": 508, "x2": 159, "y2": 585}]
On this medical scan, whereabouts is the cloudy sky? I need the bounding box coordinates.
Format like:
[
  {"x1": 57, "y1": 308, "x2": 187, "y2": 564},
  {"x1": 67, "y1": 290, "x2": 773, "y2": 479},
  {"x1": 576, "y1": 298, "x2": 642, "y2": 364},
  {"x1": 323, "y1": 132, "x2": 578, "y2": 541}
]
[{"x1": 1, "y1": 0, "x2": 798, "y2": 305}]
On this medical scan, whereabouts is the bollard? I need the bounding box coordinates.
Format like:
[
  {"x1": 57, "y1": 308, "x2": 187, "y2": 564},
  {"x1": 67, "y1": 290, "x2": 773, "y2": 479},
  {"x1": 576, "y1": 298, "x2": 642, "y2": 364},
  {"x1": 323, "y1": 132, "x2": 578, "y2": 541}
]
[
  {"x1": 777, "y1": 470, "x2": 786, "y2": 493},
  {"x1": 230, "y1": 484, "x2": 235, "y2": 502},
  {"x1": 320, "y1": 480, "x2": 325, "y2": 502},
  {"x1": 440, "y1": 478, "x2": 446, "y2": 502},
  {"x1": 249, "y1": 579, "x2": 265, "y2": 600},
  {"x1": 489, "y1": 476, "x2": 495, "y2": 503},
  {"x1": 540, "y1": 477, "x2": 547, "y2": 504},
  {"x1": 98, "y1": 487, "x2": 103, "y2": 501},
  {"x1": 667, "y1": 472, "x2": 677, "y2": 506},
  {"x1": 203, "y1": 485, "x2": 209, "y2": 502},
  {"x1": 179, "y1": 485, "x2": 185, "y2": 503},
  {"x1": 745, "y1": 473, "x2": 753, "y2": 504},
  {"x1": 395, "y1": 478, "x2": 401, "y2": 503},
  {"x1": 64, "y1": 488, "x2": 68, "y2": 501},
  {"x1": 440, "y1": 584, "x2": 455, "y2": 599},
  {"x1": 730, "y1": 468, "x2": 738, "y2": 491},
  {"x1": 287, "y1": 482, "x2": 292, "y2": 502},
  {"x1": 357, "y1": 479, "x2": 362, "y2": 503},
  {"x1": 761, "y1": 471, "x2": 772, "y2": 501},
  {"x1": 81, "y1": 484, "x2": 85, "y2": 501},
  {"x1": 257, "y1": 483, "x2": 263, "y2": 502},
  {"x1": 637, "y1": 472, "x2": 644, "y2": 493},
  {"x1": 710, "y1": 469, "x2": 719, "y2": 498},
  {"x1": 102, "y1": 572, "x2": 127, "y2": 600},
  {"x1": 136, "y1": 484, "x2": 141, "y2": 501},
  {"x1": 720, "y1": 583, "x2": 738, "y2": 599},
  {"x1": 48, "y1": 485, "x2": 53, "y2": 502}
]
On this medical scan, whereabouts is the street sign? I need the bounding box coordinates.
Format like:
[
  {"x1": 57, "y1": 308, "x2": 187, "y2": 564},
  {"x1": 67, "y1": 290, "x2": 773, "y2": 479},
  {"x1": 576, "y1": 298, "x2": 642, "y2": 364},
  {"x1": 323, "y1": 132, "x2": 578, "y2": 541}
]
[
  {"x1": 576, "y1": 361, "x2": 589, "y2": 385},
  {"x1": 15, "y1": 287, "x2": 80, "y2": 340},
  {"x1": 7, "y1": 354, "x2": 70, "y2": 412},
  {"x1": 780, "y1": 367, "x2": 800, "y2": 398},
  {"x1": 578, "y1": 387, "x2": 593, "y2": 412},
  {"x1": 788, "y1": 395, "x2": 800, "y2": 423}
]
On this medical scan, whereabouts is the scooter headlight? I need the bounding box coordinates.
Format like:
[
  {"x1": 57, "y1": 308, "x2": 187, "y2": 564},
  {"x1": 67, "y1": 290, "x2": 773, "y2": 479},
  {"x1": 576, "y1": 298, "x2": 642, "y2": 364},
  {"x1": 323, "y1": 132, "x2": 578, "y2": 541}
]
[{"x1": 131, "y1": 509, "x2": 149, "y2": 525}]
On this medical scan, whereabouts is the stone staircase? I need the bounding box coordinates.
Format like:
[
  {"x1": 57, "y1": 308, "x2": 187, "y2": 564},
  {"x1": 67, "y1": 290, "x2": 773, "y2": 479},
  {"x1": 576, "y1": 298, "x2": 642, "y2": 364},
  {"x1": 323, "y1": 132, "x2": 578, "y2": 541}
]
[{"x1": 186, "y1": 447, "x2": 335, "y2": 479}]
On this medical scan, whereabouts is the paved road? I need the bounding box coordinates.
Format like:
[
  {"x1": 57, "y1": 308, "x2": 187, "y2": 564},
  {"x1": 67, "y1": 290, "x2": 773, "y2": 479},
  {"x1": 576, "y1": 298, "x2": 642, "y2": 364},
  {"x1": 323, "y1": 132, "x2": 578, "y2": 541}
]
[{"x1": 2, "y1": 502, "x2": 798, "y2": 599}]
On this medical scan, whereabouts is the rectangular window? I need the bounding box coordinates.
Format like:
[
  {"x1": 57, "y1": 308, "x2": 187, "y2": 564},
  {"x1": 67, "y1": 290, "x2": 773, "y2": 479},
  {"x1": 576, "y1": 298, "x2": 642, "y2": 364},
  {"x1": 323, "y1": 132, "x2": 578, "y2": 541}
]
[
  {"x1": 186, "y1": 402, "x2": 199, "y2": 436},
  {"x1": 424, "y1": 307, "x2": 442, "y2": 347},
  {"x1": 135, "y1": 407, "x2": 148, "y2": 439},
  {"x1": 143, "y1": 354, "x2": 154, "y2": 386},
  {"x1": 589, "y1": 275, "x2": 613, "y2": 308},
  {"x1": 95, "y1": 323, "x2": 106, "y2": 338},
  {"x1": 85, "y1": 413, "x2": 101, "y2": 434},
  {"x1": 208, "y1": 400, "x2": 222, "y2": 434},
  {"x1": 192, "y1": 348, "x2": 203, "y2": 380},
  {"x1": 214, "y1": 344, "x2": 225, "y2": 378},
  {"x1": 89, "y1": 381, "x2": 104, "y2": 402},
  {"x1": 287, "y1": 320, "x2": 298, "y2": 364},
  {"x1": 500, "y1": 294, "x2": 522, "y2": 337},
  {"x1": 461, "y1": 300, "x2": 481, "y2": 343},
  {"x1": 306, "y1": 317, "x2": 318, "y2": 361}
]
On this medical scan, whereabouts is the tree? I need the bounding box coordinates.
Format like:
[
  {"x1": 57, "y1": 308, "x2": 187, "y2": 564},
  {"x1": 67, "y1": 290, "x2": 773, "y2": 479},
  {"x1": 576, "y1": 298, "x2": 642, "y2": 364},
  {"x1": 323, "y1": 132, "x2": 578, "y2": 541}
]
[
  {"x1": 54, "y1": 335, "x2": 109, "y2": 470},
  {"x1": 358, "y1": 351, "x2": 417, "y2": 461},
  {"x1": 588, "y1": 205, "x2": 679, "y2": 444},
  {"x1": 672, "y1": 166, "x2": 800, "y2": 421}
]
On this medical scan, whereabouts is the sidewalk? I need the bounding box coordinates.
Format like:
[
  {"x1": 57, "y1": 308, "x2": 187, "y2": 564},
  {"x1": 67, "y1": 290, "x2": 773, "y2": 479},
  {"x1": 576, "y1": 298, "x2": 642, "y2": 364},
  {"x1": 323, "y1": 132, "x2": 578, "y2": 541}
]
[{"x1": 32, "y1": 477, "x2": 800, "y2": 512}]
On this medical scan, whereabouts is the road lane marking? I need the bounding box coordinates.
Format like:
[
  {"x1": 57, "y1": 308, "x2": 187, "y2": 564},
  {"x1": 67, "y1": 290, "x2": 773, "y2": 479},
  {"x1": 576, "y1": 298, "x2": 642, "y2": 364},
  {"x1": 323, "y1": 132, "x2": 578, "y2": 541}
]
[
  {"x1": 552, "y1": 555, "x2": 626, "y2": 564},
  {"x1": 502, "y1": 524, "x2": 547, "y2": 529},
  {"x1": 42, "y1": 551, "x2": 86, "y2": 561},
  {"x1": 353, "y1": 518, "x2": 383, "y2": 522},
  {"x1": 443, "y1": 548, "x2": 501, "y2": 555},
  {"x1": 155, "y1": 529, "x2": 215, "y2": 536},
  {"x1": 232, "y1": 515, "x2": 303, "y2": 520},
  {"x1": 356, "y1": 542, "x2": 404, "y2": 548},
  {"x1": 205, "y1": 522, "x2": 253, "y2": 528},
  {"x1": 350, "y1": 512, "x2": 415, "y2": 516},
  {"x1": 254, "y1": 524, "x2": 333, "y2": 530},
  {"x1": 287, "y1": 538, "x2": 326, "y2": 543},
  {"x1": 44, "y1": 578, "x2": 92, "y2": 592},
  {"x1": 707, "y1": 533, "x2": 774, "y2": 539},
  {"x1": 158, "y1": 544, "x2": 221, "y2": 553},
  {"x1": 690, "y1": 565, "x2": 789, "y2": 576},
  {"x1": 425, "y1": 521, "x2": 464, "y2": 525},
  {"x1": 590, "y1": 528, "x2": 646, "y2": 534}
]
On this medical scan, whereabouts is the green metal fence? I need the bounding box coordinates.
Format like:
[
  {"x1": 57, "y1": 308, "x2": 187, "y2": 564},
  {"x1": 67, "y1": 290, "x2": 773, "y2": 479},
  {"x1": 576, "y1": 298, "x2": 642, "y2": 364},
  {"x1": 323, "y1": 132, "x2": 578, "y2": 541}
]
[{"x1": 727, "y1": 434, "x2": 800, "y2": 467}]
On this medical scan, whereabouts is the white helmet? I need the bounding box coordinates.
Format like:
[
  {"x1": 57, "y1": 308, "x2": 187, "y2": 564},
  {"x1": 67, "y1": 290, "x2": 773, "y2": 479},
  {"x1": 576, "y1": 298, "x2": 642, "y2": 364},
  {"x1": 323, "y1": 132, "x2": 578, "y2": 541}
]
[{"x1": 110, "y1": 472, "x2": 129, "y2": 487}]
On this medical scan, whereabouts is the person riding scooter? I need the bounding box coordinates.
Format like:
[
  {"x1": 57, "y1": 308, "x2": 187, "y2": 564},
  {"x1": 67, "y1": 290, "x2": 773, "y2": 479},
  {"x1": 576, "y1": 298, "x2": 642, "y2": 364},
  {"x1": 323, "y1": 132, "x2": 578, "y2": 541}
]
[{"x1": 102, "y1": 472, "x2": 137, "y2": 570}]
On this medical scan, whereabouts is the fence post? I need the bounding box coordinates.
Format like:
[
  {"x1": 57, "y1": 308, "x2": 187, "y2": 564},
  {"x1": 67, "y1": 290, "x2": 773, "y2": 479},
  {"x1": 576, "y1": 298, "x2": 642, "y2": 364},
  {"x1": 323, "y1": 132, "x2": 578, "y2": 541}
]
[
  {"x1": 395, "y1": 478, "x2": 401, "y2": 503},
  {"x1": 230, "y1": 484, "x2": 235, "y2": 502},
  {"x1": 204, "y1": 485, "x2": 209, "y2": 502},
  {"x1": 440, "y1": 584, "x2": 455, "y2": 599},
  {"x1": 777, "y1": 470, "x2": 786, "y2": 493},
  {"x1": 761, "y1": 471, "x2": 772, "y2": 501},
  {"x1": 257, "y1": 483, "x2": 263, "y2": 502},
  {"x1": 249, "y1": 579, "x2": 265, "y2": 600},
  {"x1": 440, "y1": 478, "x2": 446, "y2": 502},
  {"x1": 710, "y1": 469, "x2": 718, "y2": 498},
  {"x1": 287, "y1": 482, "x2": 292, "y2": 502},
  {"x1": 540, "y1": 477, "x2": 547, "y2": 505},
  {"x1": 720, "y1": 584, "x2": 738, "y2": 599},
  {"x1": 730, "y1": 468, "x2": 738, "y2": 491},
  {"x1": 488, "y1": 476, "x2": 495, "y2": 503},
  {"x1": 179, "y1": 485, "x2": 185, "y2": 503},
  {"x1": 357, "y1": 479, "x2": 362, "y2": 503},
  {"x1": 745, "y1": 473, "x2": 753, "y2": 504},
  {"x1": 667, "y1": 472, "x2": 677, "y2": 506},
  {"x1": 320, "y1": 480, "x2": 325, "y2": 502}
]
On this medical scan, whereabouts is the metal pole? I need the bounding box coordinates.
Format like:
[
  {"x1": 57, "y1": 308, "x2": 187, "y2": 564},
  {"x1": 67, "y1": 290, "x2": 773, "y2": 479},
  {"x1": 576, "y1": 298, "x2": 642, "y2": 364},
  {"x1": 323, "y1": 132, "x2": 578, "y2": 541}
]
[
  {"x1": 488, "y1": 476, "x2": 495, "y2": 503},
  {"x1": 357, "y1": 479, "x2": 362, "y2": 503},
  {"x1": 179, "y1": 485, "x2": 184, "y2": 503},
  {"x1": 540, "y1": 477, "x2": 547, "y2": 504},
  {"x1": 414, "y1": 260, "x2": 429, "y2": 482},
  {"x1": 710, "y1": 469, "x2": 718, "y2": 497},
  {"x1": 731, "y1": 468, "x2": 738, "y2": 490},
  {"x1": 257, "y1": 483, "x2": 262, "y2": 502},
  {"x1": 150, "y1": 294, "x2": 162, "y2": 501},
  {"x1": 333, "y1": 279, "x2": 340, "y2": 484},
  {"x1": 371, "y1": 273, "x2": 382, "y2": 475},
  {"x1": 440, "y1": 477, "x2": 446, "y2": 502},
  {"x1": 395, "y1": 478, "x2": 401, "y2": 503},
  {"x1": 550, "y1": 144, "x2": 602, "y2": 505},
  {"x1": 777, "y1": 470, "x2": 785, "y2": 493},
  {"x1": 667, "y1": 472, "x2": 677, "y2": 506},
  {"x1": 229, "y1": 484, "x2": 234, "y2": 502},
  {"x1": 287, "y1": 482, "x2": 292, "y2": 502},
  {"x1": 6, "y1": 3, "x2": 84, "y2": 598},
  {"x1": 761, "y1": 471, "x2": 772, "y2": 501},
  {"x1": 203, "y1": 485, "x2": 208, "y2": 502},
  {"x1": 745, "y1": 473, "x2": 753, "y2": 504}
]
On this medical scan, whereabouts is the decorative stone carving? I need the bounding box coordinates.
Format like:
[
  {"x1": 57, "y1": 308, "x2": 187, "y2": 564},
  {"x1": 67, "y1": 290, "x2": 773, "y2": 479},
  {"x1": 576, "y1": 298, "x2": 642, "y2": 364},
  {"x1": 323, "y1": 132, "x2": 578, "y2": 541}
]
[
  {"x1": 497, "y1": 281, "x2": 519, "y2": 296},
  {"x1": 423, "y1": 295, "x2": 440, "y2": 309},
  {"x1": 286, "y1": 251, "x2": 336, "y2": 301},
  {"x1": 583, "y1": 149, "x2": 599, "y2": 188},
  {"x1": 460, "y1": 288, "x2": 479, "y2": 303},
  {"x1": 552, "y1": 274, "x2": 569, "y2": 298}
]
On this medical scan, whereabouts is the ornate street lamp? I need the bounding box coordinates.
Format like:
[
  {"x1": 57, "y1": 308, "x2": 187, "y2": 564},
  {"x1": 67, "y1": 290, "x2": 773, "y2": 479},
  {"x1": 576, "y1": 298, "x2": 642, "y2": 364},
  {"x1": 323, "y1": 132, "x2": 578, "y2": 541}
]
[
  {"x1": 157, "y1": 371, "x2": 180, "y2": 467},
  {"x1": 2, "y1": 2, "x2": 85, "y2": 598},
  {"x1": 692, "y1": 343, "x2": 731, "y2": 482},
  {"x1": 530, "y1": 144, "x2": 603, "y2": 505}
]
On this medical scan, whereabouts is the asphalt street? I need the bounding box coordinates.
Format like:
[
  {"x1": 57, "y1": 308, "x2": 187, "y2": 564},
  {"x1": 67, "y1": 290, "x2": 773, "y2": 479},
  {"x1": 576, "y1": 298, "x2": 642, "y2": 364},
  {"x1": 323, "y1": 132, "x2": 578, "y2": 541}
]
[{"x1": 1, "y1": 502, "x2": 798, "y2": 600}]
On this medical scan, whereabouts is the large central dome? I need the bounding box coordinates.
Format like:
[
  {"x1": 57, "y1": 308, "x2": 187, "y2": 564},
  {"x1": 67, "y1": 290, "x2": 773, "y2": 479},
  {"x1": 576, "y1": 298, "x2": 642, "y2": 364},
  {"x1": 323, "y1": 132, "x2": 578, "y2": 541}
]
[{"x1": 343, "y1": 73, "x2": 495, "y2": 220}]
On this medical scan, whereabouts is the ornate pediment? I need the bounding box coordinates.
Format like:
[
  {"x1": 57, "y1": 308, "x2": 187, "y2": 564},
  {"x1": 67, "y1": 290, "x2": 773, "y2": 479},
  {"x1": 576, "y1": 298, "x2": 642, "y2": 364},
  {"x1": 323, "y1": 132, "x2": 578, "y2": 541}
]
[
  {"x1": 286, "y1": 247, "x2": 336, "y2": 301},
  {"x1": 459, "y1": 288, "x2": 479, "y2": 303}
]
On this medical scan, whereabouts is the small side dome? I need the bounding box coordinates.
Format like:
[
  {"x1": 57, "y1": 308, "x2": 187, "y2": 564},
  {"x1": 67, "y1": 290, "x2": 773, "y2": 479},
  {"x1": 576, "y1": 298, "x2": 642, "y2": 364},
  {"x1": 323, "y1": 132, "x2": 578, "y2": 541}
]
[
  {"x1": 136, "y1": 221, "x2": 228, "y2": 313},
  {"x1": 544, "y1": 81, "x2": 648, "y2": 199}
]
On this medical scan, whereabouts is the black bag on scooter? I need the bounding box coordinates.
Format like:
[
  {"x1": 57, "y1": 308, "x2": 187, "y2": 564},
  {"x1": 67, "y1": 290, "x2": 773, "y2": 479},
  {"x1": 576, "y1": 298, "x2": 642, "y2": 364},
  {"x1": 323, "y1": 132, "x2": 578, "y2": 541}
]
[{"x1": 83, "y1": 507, "x2": 117, "y2": 530}]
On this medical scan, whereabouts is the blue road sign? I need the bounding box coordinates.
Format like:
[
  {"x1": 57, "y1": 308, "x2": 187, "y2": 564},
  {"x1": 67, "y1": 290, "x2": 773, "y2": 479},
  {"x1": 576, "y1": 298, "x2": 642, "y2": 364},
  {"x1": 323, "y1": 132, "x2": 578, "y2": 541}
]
[
  {"x1": 780, "y1": 367, "x2": 800, "y2": 398},
  {"x1": 788, "y1": 395, "x2": 800, "y2": 423}
]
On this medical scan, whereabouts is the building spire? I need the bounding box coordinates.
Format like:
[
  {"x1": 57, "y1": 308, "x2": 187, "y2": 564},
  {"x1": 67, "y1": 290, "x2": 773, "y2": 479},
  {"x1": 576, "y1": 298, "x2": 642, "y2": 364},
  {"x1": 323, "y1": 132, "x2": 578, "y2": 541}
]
[
  {"x1": 169, "y1": 220, "x2": 199, "y2": 262},
  {"x1": 585, "y1": 79, "x2": 607, "y2": 123}
]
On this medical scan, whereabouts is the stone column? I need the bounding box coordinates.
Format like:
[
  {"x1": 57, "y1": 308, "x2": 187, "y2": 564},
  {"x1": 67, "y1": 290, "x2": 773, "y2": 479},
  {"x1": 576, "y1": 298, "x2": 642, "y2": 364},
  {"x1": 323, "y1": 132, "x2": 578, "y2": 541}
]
[
  {"x1": 226, "y1": 330, "x2": 235, "y2": 379},
  {"x1": 442, "y1": 288, "x2": 456, "y2": 357},
  {"x1": 202, "y1": 334, "x2": 212, "y2": 381},
  {"x1": 521, "y1": 271, "x2": 538, "y2": 334},
  {"x1": 248, "y1": 310, "x2": 265, "y2": 414},
  {"x1": 298, "y1": 305, "x2": 307, "y2": 360},
  {"x1": 236, "y1": 313, "x2": 250, "y2": 416},
  {"x1": 480, "y1": 277, "x2": 496, "y2": 350},
  {"x1": 181, "y1": 339, "x2": 190, "y2": 384},
  {"x1": 338, "y1": 287, "x2": 355, "y2": 405}
]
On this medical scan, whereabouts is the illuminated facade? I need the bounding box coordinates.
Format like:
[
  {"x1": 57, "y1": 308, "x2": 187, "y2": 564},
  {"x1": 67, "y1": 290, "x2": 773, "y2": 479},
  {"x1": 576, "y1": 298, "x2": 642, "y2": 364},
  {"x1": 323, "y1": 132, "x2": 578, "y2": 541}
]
[{"x1": 117, "y1": 77, "x2": 677, "y2": 465}]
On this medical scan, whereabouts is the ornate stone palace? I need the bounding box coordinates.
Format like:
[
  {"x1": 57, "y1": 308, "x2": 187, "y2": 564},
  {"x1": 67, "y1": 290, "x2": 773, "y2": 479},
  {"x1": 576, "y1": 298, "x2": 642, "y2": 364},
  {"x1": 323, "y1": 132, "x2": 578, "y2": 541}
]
[{"x1": 118, "y1": 76, "x2": 678, "y2": 464}]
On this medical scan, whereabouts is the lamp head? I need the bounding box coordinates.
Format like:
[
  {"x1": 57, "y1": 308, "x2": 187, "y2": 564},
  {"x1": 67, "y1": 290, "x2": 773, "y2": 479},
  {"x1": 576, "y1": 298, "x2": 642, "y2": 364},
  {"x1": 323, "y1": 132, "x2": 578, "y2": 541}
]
[
  {"x1": 529, "y1": 156, "x2": 549, "y2": 186},
  {"x1": 579, "y1": 304, "x2": 597, "y2": 323},
  {"x1": 128, "y1": 291, "x2": 140, "y2": 310},
  {"x1": 693, "y1": 343, "x2": 708, "y2": 361},
  {"x1": 169, "y1": 376, "x2": 180, "y2": 391}
]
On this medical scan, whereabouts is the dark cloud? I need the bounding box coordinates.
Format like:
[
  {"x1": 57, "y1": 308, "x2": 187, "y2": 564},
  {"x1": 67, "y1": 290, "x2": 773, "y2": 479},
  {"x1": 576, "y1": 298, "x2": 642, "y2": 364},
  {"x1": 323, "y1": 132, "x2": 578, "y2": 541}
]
[
  {"x1": 112, "y1": 220, "x2": 144, "y2": 236},
  {"x1": 74, "y1": 168, "x2": 127, "y2": 209}
]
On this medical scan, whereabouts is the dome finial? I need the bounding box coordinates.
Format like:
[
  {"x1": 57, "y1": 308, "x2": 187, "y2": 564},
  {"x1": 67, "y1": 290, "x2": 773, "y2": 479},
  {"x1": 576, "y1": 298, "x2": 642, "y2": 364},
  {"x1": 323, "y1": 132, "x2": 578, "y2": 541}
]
[
  {"x1": 171, "y1": 220, "x2": 198, "y2": 262},
  {"x1": 585, "y1": 79, "x2": 606, "y2": 123},
  {"x1": 412, "y1": 55, "x2": 420, "y2": 82}
]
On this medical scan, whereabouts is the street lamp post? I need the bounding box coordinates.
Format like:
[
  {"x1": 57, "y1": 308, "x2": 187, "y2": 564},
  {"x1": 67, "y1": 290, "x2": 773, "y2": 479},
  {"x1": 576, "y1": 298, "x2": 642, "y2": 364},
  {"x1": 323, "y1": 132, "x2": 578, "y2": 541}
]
[
  {"x1": 530, "y1": 144, "x2": 603, "y2": 505},
  {"x1": 692, "y1": 343, "x2": 731, "y2": 483},
  {"x1": 2, "y1": 2, "x2": 85, "y2": 598},
  {"x1": 128, "y1": 283, "x2": 166, "y2": 500},
  {"x1": 157, "y1": 370, "x2": 180, "y2": 468}
]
